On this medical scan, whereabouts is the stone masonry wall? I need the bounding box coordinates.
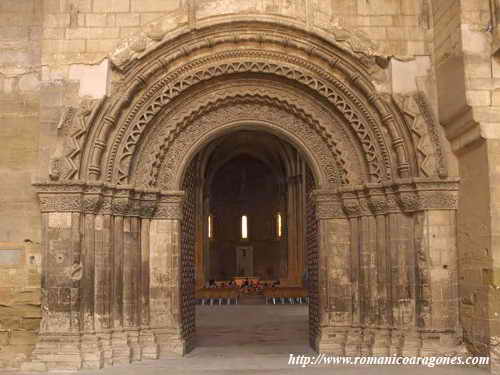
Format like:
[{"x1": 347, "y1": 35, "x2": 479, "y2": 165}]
[
  {"x1": 429, "y1": 0, "x2": 500, "y2": 369},
  {"x1": 0, "y1": 1, "x2": 42, "y2": 370}
]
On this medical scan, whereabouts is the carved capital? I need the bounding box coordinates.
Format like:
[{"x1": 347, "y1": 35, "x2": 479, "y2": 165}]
[
  {"x1": 335, "y1": 177, "x2": 460, "y2": 216},
  {"x1": 399, "y1": 192, "x2": 420, "y2": 212},
  {"x1": 140, "y1": 191, "x2": 160, "y2": 218},
  {"x1": 33, "y1": 181, "x2": 168, "y2": 217},
  {"x1": 82, "y1": 195, "x2": 103, "y2": 214},
  {"x1": 414, "y1": 178, "x2": 460, "y2": 210},
  {"x1": 366, "y1": 185, "x2": 387, "y2": 215},
  {"x1": 153, "y1": 191, "x2": 185, "y2": 220},
  {"x1": 339, "y1": 188, "x2": 362, "y2": 217},
  {"x1": 311, "y1": 189, "x2": 345, "y2": 219},
  {"x1": 38, "y1": 194, "x2": 82, "y2": 213},
  {"x1": 112, "y1": 197, "x2": 131, "y2": 216}
]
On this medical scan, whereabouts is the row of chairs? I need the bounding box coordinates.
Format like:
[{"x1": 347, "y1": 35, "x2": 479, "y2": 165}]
[
  {"x1": 195, "y1": 287, "x2": 309, "y2": 305},
  {"x1": 195, "y1": 288, "x2": 240, "y2": 305},
  {"x1": 263, "y1": 287, "x2": 308, "y2": 304}
]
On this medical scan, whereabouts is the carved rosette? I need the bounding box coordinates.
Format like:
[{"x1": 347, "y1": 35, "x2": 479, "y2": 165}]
[{"x1": 33, "y1": 181, "x2": 176, "y2": 218}]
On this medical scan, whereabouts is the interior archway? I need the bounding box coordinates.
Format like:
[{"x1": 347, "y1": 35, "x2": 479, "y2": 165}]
[{"x1": 179, "y1": 129, "x2": 318, "y2": 352}]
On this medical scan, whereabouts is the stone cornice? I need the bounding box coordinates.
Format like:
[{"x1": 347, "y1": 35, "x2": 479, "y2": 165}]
[
  {"x1": 33, "y1": 181, "x2": 185, "y2": 219},
  {"x1": 312, "y1": 177, "x2": 460, "y2": 218}
]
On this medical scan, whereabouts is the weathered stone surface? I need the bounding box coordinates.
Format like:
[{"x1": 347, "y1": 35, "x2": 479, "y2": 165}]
[{"x1": 0, "y1": 0, "x2": 499, "y2": 373}]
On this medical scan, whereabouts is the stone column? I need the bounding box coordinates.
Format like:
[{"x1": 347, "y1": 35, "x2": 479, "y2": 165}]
[
  {"x1": 367, "y1": 185, "x2": 392, "y2": 356},
  {"x1": 109, "y1": 191, "x2": 131, "y2": 365},
  {"x1": 384, "y1": 188, "x2": 416, "y2": 356},
  {"x1": 312, "y1": 190, "x2": 352, "y2": 354},
  {"x1": 416, "y1": 183, "x2": 461, "y2": 356},
  {"x1": 122, "y1": 214, "x2": 141, "y2": 361},
  {"x1": 80, "y1": 188, "x2": 106, "y2": 369},
  {"x1": 287, "y1": 175, "x2": 300, "y2": 285},
  {"x1": 30, "y1": 184, "x2": 85, "y2": 371},
  {"x1": 136, "y1": 190, "x2": 160, "y2": 360},
  {"x1": 357, "y1": 190, "x2": 378, "y2": 355},
  {"x1": 94, "y1": 209, "x2": 113, "y2": 366},
  {"x1": 395, "y1": 179, "x2": 462, "y2": 356},
  {"x1": 29, "y1": 183, "x2": 169, "y2": 371},
  {"x1": 148, "y1": 192, "x2": 187, "y2": 356}
]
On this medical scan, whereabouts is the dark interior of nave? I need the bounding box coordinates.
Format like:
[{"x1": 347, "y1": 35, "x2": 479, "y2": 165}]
[{"x1": 182, "y1": 129, "x2": 314, "y2": 294}]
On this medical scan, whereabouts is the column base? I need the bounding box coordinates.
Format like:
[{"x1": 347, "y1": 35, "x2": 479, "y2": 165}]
[
  {"x1": 421, "y1": 330, "x2": 466, "y2": 356},
  {"x1": 126, "y1": 329, "x2": 141, "y2": 362},
  {"x1": 316, "y1": 327, "x2": 347, "y2": 355},
  {"x1": 361, "y1": 329, "x2": 374, "y2": 356},
  {"x1": 81, "y1": 334, "x2": 104, "y2": 369},
  {"x1": 29, "y1": 333, "x2": 83, "y2": 371},
  {"x1": 389, "y1": 330, "x2": 404, "y2": 356},
  {"x1": 345, "y1": 327, "x2": 362, "y2": 356},
  {"x1": 401, "y1": 330, "x2": 421, "y2": 356},
  {"x1": 371, "y1": 328, "x2": 391, "y2": 356},
  {"x1": 111, "y1": 330, "x2": 132, "y2": 365},
  {"x1": 140, "y1": 329, "x2": 159, "y2": 360},
  {"x1": 97, "y1": 332, "x2": 113, "y2": 367},
  {"x1": 152, "y1": 327, "x2": 188, "y2": 356}
]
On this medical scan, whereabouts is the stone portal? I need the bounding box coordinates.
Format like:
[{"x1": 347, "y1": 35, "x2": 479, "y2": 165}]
[{"x1": 27, "y1": 20, "x2": 463, "y2": 371}]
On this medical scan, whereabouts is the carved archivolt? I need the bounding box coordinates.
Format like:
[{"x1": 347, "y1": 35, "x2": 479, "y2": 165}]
[
  {"x1": 104, "y1": 51, "x2": 391, "y2": 186},
  {"x1": 109, "y1": 17, "x2": 386, "y2": 72},
  {"x1": 47, "y1": 21, "x2": 449, "y2": 196},
  {"x1": 133, "y1": 90, "x2": 353, "y2": 189}
]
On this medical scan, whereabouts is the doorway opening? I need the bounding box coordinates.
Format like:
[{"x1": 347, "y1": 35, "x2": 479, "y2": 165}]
[{"x1": 179, "y1": 129, "x2": 318, "y2": 351}]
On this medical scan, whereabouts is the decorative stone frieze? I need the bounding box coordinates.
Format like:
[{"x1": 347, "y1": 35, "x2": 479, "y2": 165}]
[
  {"x1": 311, "y1": 190, "x2": 345, "y2": 219},
  {"x1": 333, "y1": 178, "x2": 460, "y2": 217},
  {"x1": 33, "y1": 181, "x2": 170, "y2": 218}
]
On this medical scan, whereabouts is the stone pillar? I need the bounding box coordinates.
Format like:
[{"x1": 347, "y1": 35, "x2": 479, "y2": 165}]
[
  {"x1": 30, "y1": 186, "x2": 84, "y2": 371},
  {"x1": 367, "y1": 186, "x2": 392, "y2": 356},
  {"x1": 396, "y1": 179, "x2": 462, "y2": 356},
  {"x1": 287, "y1": 175, "x2": 300, "y2": 285},
  {"x1": 357, "y1": 191, "x2": 378, "y2": 355},
  {"x1": 109, "y1": 194, "x2": 130, "y2": 365},
  {"x1": 94, "y1": 211, "x2": 113, "y2": 366},
  {"x1": 149, "y1": 192, "x2": 187, "y2": 356},
  {"x1": 29, "y1": 182, "x2": 175, "y2": 371},
  {"x1": 122, "y1": 215, "x2": 141, "y2": 361},
  {"x1": 417, "y1": 208, "x2": 461, "y2": 355},
  {"x1": 80, "y1": 190, "x2": 105, "y2": 370},
  {"x1": 138, "y1": 212, "x2": 159, "y2": 360},
  {"x1": 307, "y1": 179, "x2": 463, "y2": 360},
  {"x1": 312, "y1": 190, "x2": 352, "y2": 354}
]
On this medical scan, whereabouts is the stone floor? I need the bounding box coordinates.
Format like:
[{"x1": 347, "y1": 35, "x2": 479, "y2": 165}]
[{"x1": 9, "y1": 303, "x2": 489, "y2": 374}]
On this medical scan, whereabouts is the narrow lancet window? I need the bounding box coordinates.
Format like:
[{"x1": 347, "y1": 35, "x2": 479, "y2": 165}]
[
  {"x1": 208, "y1": 215, "x2": 213, "y2": 239},
  {"x1": 277, "y1": 212, "x2": 282, "y2": 238},
  {"x1": 241, "y1": 215, "x2": 248, "y2": 239}
]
